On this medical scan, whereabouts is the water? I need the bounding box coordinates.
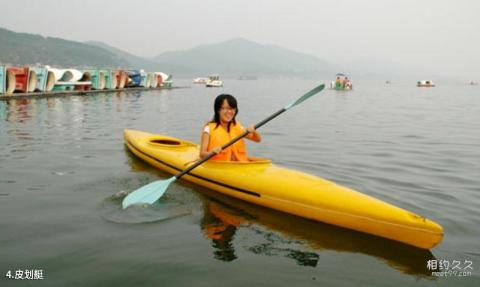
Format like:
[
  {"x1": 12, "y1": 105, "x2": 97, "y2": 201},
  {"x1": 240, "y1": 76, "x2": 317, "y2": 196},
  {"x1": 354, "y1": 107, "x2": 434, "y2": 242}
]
[{"x1": 1, "y1": 80, "x2": 479, "y2": 286}]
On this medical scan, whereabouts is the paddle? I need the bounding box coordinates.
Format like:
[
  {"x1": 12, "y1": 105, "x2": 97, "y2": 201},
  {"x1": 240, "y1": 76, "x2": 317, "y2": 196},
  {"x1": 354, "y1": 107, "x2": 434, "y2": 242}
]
[{"x1": 122, "y1": 84, "x2": 325, "y2": 209}]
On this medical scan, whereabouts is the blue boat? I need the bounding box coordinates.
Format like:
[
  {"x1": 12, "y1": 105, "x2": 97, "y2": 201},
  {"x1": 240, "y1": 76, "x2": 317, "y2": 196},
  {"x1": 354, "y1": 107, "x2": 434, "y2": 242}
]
[{"x1": 126, "y1": 70, "x2": 142, "y2": 87}]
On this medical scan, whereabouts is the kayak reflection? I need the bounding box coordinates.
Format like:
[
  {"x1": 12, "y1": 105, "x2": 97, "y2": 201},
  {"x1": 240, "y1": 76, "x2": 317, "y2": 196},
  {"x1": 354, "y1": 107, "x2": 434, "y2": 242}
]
[
  {"x1": 201, "y1": 202, "x2": 240, "y2": 262},
  {"x1": 198, "y1": 187, "x2": 436, "y2": 277},
  {"x1": 201, "y1": 200, "x2": 320, "y2": 266},
  {"x1": 125, "y1": 149, "x2": 436, "y2": 276}
]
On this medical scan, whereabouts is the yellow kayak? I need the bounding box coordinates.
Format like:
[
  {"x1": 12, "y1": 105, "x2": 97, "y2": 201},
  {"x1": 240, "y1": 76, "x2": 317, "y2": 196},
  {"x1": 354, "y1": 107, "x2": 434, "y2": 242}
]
[{"x1": 124, "y1": 129, "x2": 443, "y2": 249}]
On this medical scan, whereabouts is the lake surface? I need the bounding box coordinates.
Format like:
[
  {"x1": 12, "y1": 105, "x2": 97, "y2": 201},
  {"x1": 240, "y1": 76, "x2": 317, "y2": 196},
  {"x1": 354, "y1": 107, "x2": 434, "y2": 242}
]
[{"x1": 1, "y1": 79, "x2": 479, "y2": 286}]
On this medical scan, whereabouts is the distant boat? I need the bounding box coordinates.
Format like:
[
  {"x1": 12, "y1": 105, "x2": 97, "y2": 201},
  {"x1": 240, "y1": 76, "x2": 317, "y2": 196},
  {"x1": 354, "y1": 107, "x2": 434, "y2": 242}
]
[
  {"x1": 468, "y1": 81, "x2": 478, "y2": 86},
  {"x1": 139, "y1": 70, "x2": 148, "y2": 87},
  {"x1": 417, "y1": 80, "x2": 435, "y2": 87},
  {"x1": 46, "y1": 66, "x2": 68, "y2": 91},
  {"x1": 117, "y1": 70, "x2": 128, "y2": 89},
  {"x1": 148, "y1": 72, "x2": 157, "y2": 88},
  {"x1": 126, "y1": 70, "x2": 142, "y2": 87},
  {"x1": 206, "y1": 75, "x2": 223, "y2": 87},
  {"x1": 154, "y1": 72, "x2": 164, "y2": 88},
  {"x1": 330, "y1": 73, "x2": 352, "y2": 90},
  {"x1": 237, "y1": 75, "x2": 257, "y2": 80},
  {"x1": 30, "y1": 67, "x2": 49, "y2": 92},
  {"x1": 82, "y1": 69, "x2": 106, "y2": 90},
  {"x1": 0, "y1": 66, "x2": 18, "y2": 94},
  {"x1": 104, "y1": 70, "x2": 117, "y2": 89},
  {"x1": 51, "y1": 68, "x2": 91, "y2": 91},
  {"x1": 386, "y1": 80, "x2": 391, "y2": 84},
  {"x1": 159, "y1": 72, "x2": 171, "y2": 88},
  {"x1": 143, "y1": 72, "x2": 153, "y2": 88},
  {"x1": 74, "y1": 70, "x2": 93, "y2": 91},
  {"x1": 0, "y1": 65, "x2": 5, "y2": 94},
  {"x1": 193, "y1": 77, "x2": 208, "y2": 84},
  {"x1": 5, "y1": 67, "x2": 31, "y2": 93}
]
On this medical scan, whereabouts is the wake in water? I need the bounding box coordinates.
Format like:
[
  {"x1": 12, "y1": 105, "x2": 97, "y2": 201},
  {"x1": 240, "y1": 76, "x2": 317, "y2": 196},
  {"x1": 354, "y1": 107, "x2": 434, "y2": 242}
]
[{"x1": 99, "y1": 189, "x2": 191, "y2": 224}]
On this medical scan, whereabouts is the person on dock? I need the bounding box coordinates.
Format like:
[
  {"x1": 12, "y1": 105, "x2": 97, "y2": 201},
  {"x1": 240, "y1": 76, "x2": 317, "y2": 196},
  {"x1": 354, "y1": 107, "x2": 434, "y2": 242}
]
[{"x1": 199, "y1": 94, "x2": 261, "y2": 161}]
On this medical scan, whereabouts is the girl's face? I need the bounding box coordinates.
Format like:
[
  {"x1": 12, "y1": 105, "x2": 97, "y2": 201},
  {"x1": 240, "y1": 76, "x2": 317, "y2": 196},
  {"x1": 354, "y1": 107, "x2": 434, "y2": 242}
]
[{"x1": 219, "y1": 99, "x2": 236, "y2": 123}]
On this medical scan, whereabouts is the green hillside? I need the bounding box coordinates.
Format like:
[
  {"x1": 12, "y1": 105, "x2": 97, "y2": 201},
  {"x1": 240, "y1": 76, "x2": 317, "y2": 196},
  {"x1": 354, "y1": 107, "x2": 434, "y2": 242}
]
[
  {"x1": 152, "y1": 38, "x2": 335, "y2": 77},
  {"x1": 0, "y1": 27, "x2": 129, "y2": 68},
  {"x1": 86, "y1": 41, "x2": 163, "y2": 71},
  {"x1": 0, "y1": 27, "x2": 335, "y2": 77},
  {"x1": 87, "y1": 41, "x2": 195, "y2": 74}
]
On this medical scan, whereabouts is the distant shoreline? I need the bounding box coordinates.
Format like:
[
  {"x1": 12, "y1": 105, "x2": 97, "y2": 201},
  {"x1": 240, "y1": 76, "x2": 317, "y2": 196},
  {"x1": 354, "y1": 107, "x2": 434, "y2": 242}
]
[{"x1": 0, "y1": 86, "x2": 189, "y2": 101}]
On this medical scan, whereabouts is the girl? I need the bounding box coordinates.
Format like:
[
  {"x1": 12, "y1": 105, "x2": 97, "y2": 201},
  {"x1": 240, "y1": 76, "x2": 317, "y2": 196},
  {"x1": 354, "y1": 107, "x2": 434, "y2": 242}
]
[{"x1": 200, "y1": 94, "x2": 261, "y2": 161}]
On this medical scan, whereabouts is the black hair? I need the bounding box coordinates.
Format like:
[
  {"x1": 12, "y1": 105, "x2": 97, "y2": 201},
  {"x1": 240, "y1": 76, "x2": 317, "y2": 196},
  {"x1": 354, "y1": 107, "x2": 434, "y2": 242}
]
[{"x1": 211, "y1": 94, "x2": 238, "y2": 132}]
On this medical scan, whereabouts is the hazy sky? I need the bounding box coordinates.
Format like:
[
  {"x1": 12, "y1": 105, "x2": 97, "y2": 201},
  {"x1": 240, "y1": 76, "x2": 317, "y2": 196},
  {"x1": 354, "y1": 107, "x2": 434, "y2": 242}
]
[{"x1": 1, "y1": 0, "x2": 479, "y2": 78}]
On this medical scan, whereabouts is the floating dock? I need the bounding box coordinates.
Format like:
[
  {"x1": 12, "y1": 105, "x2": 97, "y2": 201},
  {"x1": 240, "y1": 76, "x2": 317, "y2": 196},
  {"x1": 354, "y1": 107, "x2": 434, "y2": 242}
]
[{"x1": 0, "y1": 86, "x2": 188, "y2": 101}]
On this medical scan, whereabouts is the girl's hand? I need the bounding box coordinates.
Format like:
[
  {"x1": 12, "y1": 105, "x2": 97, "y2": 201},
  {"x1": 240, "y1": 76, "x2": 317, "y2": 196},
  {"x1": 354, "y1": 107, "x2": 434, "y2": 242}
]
[
  {"x1": 212, "y1": 146, "x2": 222, "y2": 154},
  {"x1": 246, "y1": 124, "x2": 256, "y2": 134},
  {"x1": 245, "y1": 124, "x2": 261, "y2": 142}
]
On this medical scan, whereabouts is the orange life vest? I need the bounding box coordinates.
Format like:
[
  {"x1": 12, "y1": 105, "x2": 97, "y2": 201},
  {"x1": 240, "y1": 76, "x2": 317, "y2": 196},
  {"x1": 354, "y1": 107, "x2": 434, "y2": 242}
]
[{"x1": 206, "y1": 121, "x2": 248, "y2": 161}]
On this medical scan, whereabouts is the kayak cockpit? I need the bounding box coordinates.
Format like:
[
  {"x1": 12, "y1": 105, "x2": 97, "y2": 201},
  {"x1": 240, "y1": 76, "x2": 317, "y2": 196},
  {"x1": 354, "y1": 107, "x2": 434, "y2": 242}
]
[
  {"x1": 146, "y1": 135, "x2": 271, "y2": 164},
  {"x1": 147, "y1": 136, "x2": 196, "y2": 148},
  {"x1": 150, "y1": 139, "x2": 182, "y2": 145}
]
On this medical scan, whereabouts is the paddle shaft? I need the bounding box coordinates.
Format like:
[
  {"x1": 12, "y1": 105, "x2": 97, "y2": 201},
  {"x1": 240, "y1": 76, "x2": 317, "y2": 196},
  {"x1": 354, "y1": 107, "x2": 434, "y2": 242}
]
[{"x1": 175, "y1": 107, "x2": 286, "y2": 179}]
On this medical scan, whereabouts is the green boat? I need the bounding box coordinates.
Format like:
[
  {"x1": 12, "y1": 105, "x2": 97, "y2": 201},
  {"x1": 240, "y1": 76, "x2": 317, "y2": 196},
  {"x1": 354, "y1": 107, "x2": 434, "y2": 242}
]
[
  {"x1": 330, "y1": 73, "x2": 353, "y2": 90},
  {"x1": 82, "y1": 69, "x2": 107, "y2": 90},
  {"x1": 0, "y1": 66, "x2": 5, "y2": 94},
  {"x1": 160, "y1": 72, "x2": 173, "y2": 88},
  {"x1": 102, "y1": 70, "x2": 114, "y2": 90},
  {"x1": 162, "y1": 81, "x2": 173, "y2": 88}
]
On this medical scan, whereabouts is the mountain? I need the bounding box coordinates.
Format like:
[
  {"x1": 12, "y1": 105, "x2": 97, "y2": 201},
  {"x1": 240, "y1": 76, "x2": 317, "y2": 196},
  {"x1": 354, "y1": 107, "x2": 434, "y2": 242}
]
[
  {"x1": 0, "y1": 27, "x2": 335, "y2": 77},
  {"x1": 152, "y1": 38, "x2": 336, "y2": 78},
  {"x1": 85, "y1": 41, "x2": 164, "y2": 71},
  {"x1": 0, "y1": 27, "x2": 130, "y2": 68},
  {"x1": 87, "y1": 40, "x2": 192, "y2": 74}
]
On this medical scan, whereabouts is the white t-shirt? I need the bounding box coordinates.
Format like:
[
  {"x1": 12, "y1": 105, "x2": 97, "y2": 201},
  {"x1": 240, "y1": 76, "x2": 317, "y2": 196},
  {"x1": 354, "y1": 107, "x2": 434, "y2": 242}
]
[{"x1": 204, "y1": 123, "x2": 244, "y2": 134}]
